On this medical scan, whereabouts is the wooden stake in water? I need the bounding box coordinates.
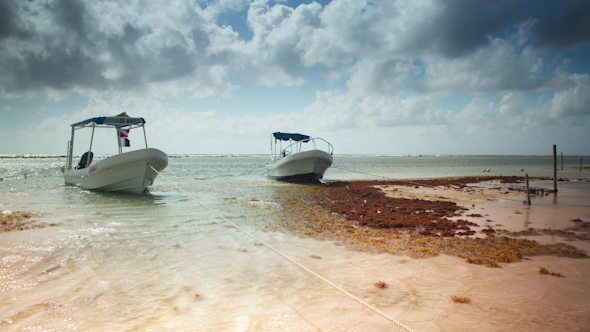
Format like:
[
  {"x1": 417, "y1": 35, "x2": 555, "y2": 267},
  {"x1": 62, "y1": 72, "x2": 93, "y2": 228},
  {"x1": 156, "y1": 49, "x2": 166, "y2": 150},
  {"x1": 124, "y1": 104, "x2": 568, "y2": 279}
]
[
  {"x1": 561, "y1": 152, "x2": 563, "y2": 170},
  {"x1": 553, "y1": 145, "x2": 558, "y2": 193},
  {"x1": 525, "y1": 173, "x2": 531, "y2": 205}
]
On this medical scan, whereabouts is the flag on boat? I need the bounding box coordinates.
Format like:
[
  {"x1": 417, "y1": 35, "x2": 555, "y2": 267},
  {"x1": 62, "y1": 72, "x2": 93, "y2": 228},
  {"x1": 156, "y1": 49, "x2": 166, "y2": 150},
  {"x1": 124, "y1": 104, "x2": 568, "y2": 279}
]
[{"x1": 119, "y1": 128, "x2": 130, "y2": 147}]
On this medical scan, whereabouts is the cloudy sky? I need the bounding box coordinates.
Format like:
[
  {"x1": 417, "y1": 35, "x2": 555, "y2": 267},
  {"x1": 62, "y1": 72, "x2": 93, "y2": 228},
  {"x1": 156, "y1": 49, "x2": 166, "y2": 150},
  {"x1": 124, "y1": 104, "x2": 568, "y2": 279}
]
[{"x1": 1, "y1": 0, "x2": 589, "y2": 156}]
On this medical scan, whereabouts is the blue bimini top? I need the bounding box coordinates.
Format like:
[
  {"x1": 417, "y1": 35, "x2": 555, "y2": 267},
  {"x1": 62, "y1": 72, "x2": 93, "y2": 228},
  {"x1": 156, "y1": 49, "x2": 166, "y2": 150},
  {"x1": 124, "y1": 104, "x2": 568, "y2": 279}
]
[
  {"x1": 71, "y1": 112, "x2": 145, "y2": 129},
  {"x1": 272, "y1": 132, "x2": 310, "y2": 142}
]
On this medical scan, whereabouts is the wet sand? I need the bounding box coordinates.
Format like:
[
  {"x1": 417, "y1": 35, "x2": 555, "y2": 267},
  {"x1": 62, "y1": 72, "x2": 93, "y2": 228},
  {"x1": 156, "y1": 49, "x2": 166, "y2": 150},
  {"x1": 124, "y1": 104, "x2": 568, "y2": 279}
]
[
  {"x1": 377, "y1": 179, "x2": 590, "y2": 331},
  {"x1": 260, "y1": 176, "x2": 590, "y2": 331}
]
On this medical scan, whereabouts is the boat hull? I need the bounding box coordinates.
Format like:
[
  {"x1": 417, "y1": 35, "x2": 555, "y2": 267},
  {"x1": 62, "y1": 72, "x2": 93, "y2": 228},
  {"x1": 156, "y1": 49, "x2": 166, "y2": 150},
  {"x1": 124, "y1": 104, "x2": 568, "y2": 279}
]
[
  {"x1": 63, "y1": 148, "x2": 168, "y2": 194},
  {"x1": 266, "y1": 150, "x2": 333, "y2": 182}
]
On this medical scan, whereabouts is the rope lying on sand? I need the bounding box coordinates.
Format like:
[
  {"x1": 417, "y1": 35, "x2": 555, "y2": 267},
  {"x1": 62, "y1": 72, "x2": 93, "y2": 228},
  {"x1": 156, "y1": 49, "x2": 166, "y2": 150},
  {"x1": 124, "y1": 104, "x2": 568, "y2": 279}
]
[{"x1": 149, "y1": 165, "x2": 416, "y2": 332}]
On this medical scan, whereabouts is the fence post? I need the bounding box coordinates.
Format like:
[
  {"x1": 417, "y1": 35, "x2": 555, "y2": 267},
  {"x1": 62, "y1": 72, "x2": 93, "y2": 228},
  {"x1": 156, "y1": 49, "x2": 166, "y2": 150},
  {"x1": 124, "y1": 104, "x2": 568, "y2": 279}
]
[
  {"x1": 525, "y1": 173, "x2": 531, "y2": 205},
  {"x1": 553, "y1": 145, "x2": 557, "y2": 193}
]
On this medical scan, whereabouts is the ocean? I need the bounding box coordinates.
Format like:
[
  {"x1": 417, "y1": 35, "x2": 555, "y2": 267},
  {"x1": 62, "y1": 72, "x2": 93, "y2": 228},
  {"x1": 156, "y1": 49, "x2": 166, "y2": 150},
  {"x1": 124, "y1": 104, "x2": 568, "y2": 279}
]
[{"x1": 1, "y1": 154, "x2": 589, "y2": 331}]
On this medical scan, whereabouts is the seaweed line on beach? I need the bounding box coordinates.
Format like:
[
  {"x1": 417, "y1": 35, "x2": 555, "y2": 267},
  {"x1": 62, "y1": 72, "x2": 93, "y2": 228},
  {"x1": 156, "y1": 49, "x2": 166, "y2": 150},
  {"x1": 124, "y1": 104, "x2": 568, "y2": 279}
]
[
  {"x1": 1, "y1": 211, "x2": 61, "y2": 233},
  {"x1": 237, "y1": 177, "x2": 587, "y2": 268}
]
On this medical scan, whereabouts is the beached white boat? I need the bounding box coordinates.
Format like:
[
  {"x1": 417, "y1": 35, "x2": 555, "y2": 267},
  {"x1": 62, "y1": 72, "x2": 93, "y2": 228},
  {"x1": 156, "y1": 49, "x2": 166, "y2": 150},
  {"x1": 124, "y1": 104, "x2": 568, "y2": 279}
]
[
  {"x1": 62, "y1": 113, "x2": 168, "y2": 194},
  {"x1": 266, "y1": 132, "x2": 333, "y2": 182}
]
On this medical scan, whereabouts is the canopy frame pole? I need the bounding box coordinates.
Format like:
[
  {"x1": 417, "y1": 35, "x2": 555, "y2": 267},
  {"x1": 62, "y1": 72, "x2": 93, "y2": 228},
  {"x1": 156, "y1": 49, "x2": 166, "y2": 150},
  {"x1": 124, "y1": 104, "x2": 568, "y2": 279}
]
[
  {"x1": 271, "y1": 135, "x2": 277, "y2": 162},
  {"x1": 67, "y1": 126, "x2": 75, "y2": 169},
  {"x1": 270, "y1": 135, "x2": 274, "y2": 161},
  {"x1": 87, "y1": 124, "x2": 95, "y2": 166},
  {"x1": 143, "y1": 124, "x2": 148, "y2": 148},
  {"x1": 116, "y1": 126, "x2": 122, "y2": 154}
]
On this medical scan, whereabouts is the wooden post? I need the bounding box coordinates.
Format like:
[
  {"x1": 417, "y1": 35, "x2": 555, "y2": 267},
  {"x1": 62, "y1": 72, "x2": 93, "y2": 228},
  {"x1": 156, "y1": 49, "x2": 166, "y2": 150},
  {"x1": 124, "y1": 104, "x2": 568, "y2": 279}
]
[
  {"x1": 582, "y1": 158, "x2": 583, "y2": 171},
  {"x1": 525, "y1": 173, "x2": 531, "y2": 205},
  {"x1": 553, "y1": 145, "x2": 557, "y2": 193}
]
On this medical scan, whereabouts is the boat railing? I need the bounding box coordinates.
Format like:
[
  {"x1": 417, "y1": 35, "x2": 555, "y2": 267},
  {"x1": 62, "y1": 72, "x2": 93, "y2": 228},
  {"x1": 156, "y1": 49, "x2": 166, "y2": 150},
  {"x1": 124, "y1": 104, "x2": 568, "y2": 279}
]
[
  {"x1": 311, "y1": 137, "x2": 334, "y2": 155},
  {"x1": 66, "y1": 140, "x2": 72, "y2": 169},
  {"x1": 66, "y1": 113, "x2": 150, "y2": 169},
  {"x1": 271, "y1": 137, "x2": 333, "y2": 162}
]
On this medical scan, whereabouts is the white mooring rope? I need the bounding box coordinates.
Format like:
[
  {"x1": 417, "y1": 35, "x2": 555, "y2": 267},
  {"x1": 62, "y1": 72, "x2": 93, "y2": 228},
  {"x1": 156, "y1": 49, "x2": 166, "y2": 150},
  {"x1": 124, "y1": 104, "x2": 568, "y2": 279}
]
[{"x1": 149, "y1": 165, "x2": 416, "y2": 332}]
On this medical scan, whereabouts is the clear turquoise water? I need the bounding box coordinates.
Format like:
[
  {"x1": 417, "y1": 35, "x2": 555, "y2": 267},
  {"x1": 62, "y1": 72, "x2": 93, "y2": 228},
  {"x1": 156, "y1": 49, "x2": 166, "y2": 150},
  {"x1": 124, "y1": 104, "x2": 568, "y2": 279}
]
[
  {"x1": 1, "y1": 154, "x2": 588, "y2": 183},
  {"x1": 1, "y1": 155, "x2": 589, "y2": 331}
]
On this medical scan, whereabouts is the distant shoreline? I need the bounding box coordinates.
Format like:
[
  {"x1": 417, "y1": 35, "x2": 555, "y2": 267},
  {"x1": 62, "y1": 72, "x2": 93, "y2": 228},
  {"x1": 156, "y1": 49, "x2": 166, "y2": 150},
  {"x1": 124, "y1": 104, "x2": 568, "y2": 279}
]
[{"x1": 2, "y1": 154, "x2": 589, "y2": 158}]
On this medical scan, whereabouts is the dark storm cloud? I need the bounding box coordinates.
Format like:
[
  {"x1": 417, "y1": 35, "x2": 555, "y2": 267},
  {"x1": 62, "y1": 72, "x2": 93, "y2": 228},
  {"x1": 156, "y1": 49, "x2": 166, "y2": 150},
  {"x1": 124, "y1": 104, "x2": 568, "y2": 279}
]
[
  {"x1": 55, "y1": 0, "x2": 88, "y2": 38},
  {"x1": 0, "y1": 0, "x2": 32, "y2": 40},
  {"x1": 0, "y1": 0, "x2": 110, "y2": 95},
  {"x1": 0, "y1": 0, "x2": 214, "y2": 98},
  {"x1": 0, "y1": 0, "x2": 115, "y2": 94},
  {"x1": 150, "y1": 46, "x2": 196, "y2": 82},
  {"x1": 1, "y1": 0, "x2": 589, "y2": 101},
  {"x1": 432, "y1": 0, "x2": 528, "y2": 58},
  {"x1": 190, "y1": 25, "x2": 212, "y2": 51},
  {"x1": 7, "y1": 47, "x2": 107, "y2": 93},
  {"x1": 533, "y1": 0, "x2": 590, "y2": 49},
  {"x1": 0, "y1": 0, "x2": 19, "y2": 40},
  {"x1": 103, "y1": 24, "x2": 155, "y2": 86}
]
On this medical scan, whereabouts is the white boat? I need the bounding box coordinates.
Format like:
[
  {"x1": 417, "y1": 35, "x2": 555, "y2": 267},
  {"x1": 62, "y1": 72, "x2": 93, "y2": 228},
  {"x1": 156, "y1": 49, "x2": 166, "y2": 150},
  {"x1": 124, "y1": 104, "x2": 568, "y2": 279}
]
[
  {"x1": 62, "y1": 113, "x2": 168, "y2": 194},
  {"x1": 265, "y1": 132, "x2": 333, "y2": 182}
]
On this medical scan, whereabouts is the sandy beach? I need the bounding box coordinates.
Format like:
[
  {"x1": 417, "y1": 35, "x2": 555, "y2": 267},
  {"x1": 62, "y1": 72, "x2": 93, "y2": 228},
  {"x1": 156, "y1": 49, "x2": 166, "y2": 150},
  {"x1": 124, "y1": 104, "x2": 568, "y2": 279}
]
[
  {"x1": 257, "y1": 176, "x2": 590, "y2": 331},
  {"x1": 2, "y1": 174, "x2": 590, "y2": 331},
  {"x1": 376, "y1": 179, "x2": 590, "y2": 331}
]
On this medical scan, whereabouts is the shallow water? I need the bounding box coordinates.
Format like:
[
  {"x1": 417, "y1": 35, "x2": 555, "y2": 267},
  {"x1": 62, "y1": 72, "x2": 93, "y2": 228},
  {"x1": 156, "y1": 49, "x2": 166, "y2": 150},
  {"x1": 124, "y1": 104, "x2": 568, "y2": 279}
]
[
  {"x1": 467, "y1": 180, "x2": 590, "y2": 252},
  {"x1": 1, "y1": 155, "x2": 589, "y2": 331}
]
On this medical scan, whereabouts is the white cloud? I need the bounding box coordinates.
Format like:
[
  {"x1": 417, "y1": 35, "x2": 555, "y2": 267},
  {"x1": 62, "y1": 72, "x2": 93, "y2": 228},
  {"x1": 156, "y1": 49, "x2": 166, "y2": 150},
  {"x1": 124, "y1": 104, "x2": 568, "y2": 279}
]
[
  {"x1": 0, "y1": 0, "x2": 240, "y2": 99},
  {"x1": 0, "y1": 0, "x2": 579, "y2": 99},
  {"x1": 547, "y1": 73, "x2": 590, "y2": 117},
  {"x1": 302, "y1": 90, "x2": 361, "y2": 131},
  {"x1": 422, "y1": 38, "x2": 544, "y2": 93},
  {"x1": 347, "y1": 58, "x2": 420, "y2": 95},
  {"x1": 236, "y1": 0, "x2": 322, "y2": 86},
  {"x1": 28, "y1": 96, "x2": 308, "y2": 155},
  {"x1": 302, "y1": 90, "x2": 442, "y2": 131},
  {"x1": 1, "y1": 0, "x2": 589, "y2": 155},
  {"x1": 11, "y1": 82, "x2": 588, "y2": 156}
]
